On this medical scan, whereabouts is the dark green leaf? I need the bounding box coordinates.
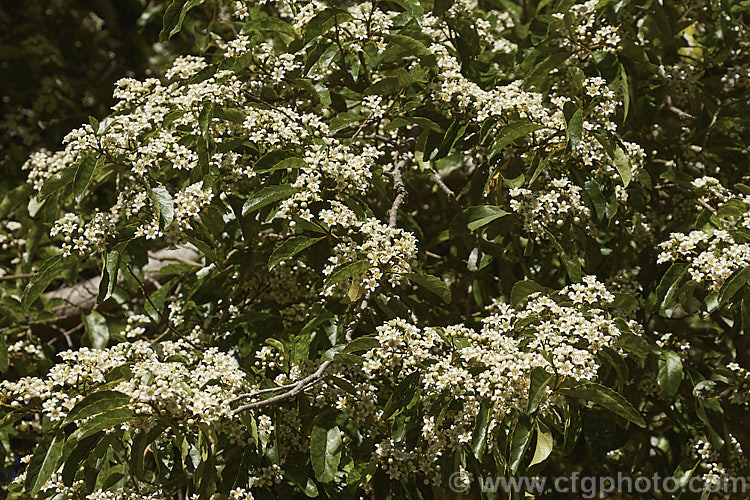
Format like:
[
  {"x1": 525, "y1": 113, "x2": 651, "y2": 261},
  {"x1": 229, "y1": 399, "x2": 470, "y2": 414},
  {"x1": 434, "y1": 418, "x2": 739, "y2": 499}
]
[
  {"x1": 82, "y1": 310, "x2": 110, "y2": 349},
  {"x1": 242, "y1": 184, "x2": 295, "y2": 215},
  {"x1": 382, "y1": 372, "x2": 419, "y2": 419},
  {"x1": 564, "y1": 382, "x2": 645, "y2": 428},
  {"x1": 269, "y1": 236, "x2": 325, "y2": 270},
  {"x1": 325, "y1": 260, "x2": 371, "y2": 287},
  {"x1": 489, "y1": 121, "x2": 545, "y2": 158},
  {"x1": 21, "y1": 254, "x2": 66, "y2": 311},
  {"x1": 64, "y1": 391, "x2": 131, "y2": 424},
  {"x1": 25, "y1": 431, "x2": 65, "y2": 495},
  {"x1": 310, "y1": 424, "x2": 342, "y2": 483},
  {"x1": 657, "y1": 350, "x2": 683, "y2": 398},
  {"x1": 405, "y1": 272, "x2": 451, "y2": 303}
]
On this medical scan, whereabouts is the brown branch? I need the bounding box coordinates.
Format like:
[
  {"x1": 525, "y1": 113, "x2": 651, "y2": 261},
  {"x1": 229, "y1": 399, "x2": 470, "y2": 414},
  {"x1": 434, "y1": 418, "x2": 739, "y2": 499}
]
[
  {"x1": 232, "y1": 294, "x2": 370, "y2": 412},
  {"x1": 389, "y1": 156, "x2": 408, "y2": 229}
]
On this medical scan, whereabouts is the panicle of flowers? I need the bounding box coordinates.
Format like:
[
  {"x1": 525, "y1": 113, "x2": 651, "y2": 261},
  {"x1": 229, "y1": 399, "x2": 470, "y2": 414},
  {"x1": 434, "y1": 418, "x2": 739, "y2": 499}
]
[
  {"x1": 353, "y1": 277, "x2": 631, "y2": 484},
  {"x1": 50, "y1": 210, "x2": 118, "y2": 257},
  {"x1": 561, "y1": 0, "x2": 621, "y2": 54},
  {"x1": 657, "y1": 229, "x2": 750, "y2": 290},
  {"x1": 509, "y1": 176, "x2": 591, "y2": 240},
  {"x1": 0, "y1": 341, "x2": 250, "y2": 431}
]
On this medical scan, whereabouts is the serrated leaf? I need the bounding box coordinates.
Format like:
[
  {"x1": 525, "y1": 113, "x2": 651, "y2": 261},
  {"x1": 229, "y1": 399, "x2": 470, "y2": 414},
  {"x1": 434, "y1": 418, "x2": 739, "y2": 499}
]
[
  {"x1": 657, "y1": 350, "x2": 683, "y2": 398},
  {"x1": 464, "y1": 205, "x2": 510, "y2": 232},
  {"x1": 405, "y1": 272, "x2": 451, "y2": 303},
  {"x1": 310, "y1": 424, "x2": 342, "y2": 483},
  {"x1": 488, "y1": 120, "x2": 545, "y2": 158},
  {"x1": 382, "y1": 372, "x2": 420, "y2": 419},
  {"x1": 564, "y1": 382, "x2": 646, "y2": 428},
  {"x1": 304, "y1": 9, "x2": 352, "y2": 45},
  {"x1": 566, "y1": 108, "x2": 583, "y2": 151},
  {"x1": 160, "y1": 0, "x2": 205, "y2": 41},
  {"x1": 242, "y1": 184, "x2": 295, "y2": 215},
  {"x1": 25, "y1": 431, "x2": 65, "y2": 495},
  {"x1": 72, "y1": 407, "x2": 137, "y2": 441},
  {"x1": 717, "y1": 266, "x2": 750, "y2": 307},
  {"x1": 73, "y1": 155, "x2": 102, "y2": 203},
  {"x1": 269, "y1": 236, "x2": 324, "y2": 269},
  {"x1": 528, "y1": 367, "x2": 554, "y2": 413},
  {"x1": 545, "y1": 230, "x2": 582, "y2": 282},
  {"x1": 148, "y1": 185, "x2": 174, "y2": 228},
  {"x1": 97, "y1": 249, "x2": 120, "y2": 303},
  {"x1": 64, "y1": 391, "x2": 131, "y2": 424},
  {"x1": 511, "y1": 280, "x2": 546, "y2": 307},
  {"x1": 509, "y1": 414, "x2": 532, "y2": 474},
  {"x1": 325, "y1": 260, "x2": 371, "y2": 287},
  {"x1": 656, "y1": 262, "x2": 689, "y2": 313},
  {"x1": 21, "y1": 254, "x2": 66, "y2": 311}
]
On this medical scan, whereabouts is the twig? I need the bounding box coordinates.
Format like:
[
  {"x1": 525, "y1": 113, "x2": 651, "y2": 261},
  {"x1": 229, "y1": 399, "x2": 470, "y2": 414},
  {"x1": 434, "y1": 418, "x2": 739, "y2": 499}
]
[
  {"x1": 232, "y1": 294, "x2": 370, "y2": 412},
  {"x1": 389, "y1": 155, "x2": 408, "y2": 229}
]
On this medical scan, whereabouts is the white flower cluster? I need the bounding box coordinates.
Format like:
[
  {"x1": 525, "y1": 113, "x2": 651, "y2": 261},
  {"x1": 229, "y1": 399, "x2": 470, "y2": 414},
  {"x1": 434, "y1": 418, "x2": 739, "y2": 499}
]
[
  {"x1": 0, "y1": 340, "x2": 249, "y2": 430},
  {"x1": 562, "y1": 0, "x2": 621, "y2": 53},
  {"x1": 657, "y1": 229, "x2": 750, "y2": 290},
  {"x1": 689, "y1": 436, "x2": 748, "y2": 498},
  {"x1": 320, "y1": 203, "x2": 418, "y2": 296},
  {"x1": 355, "y1": 277, "x2": 630, "y2": 483},
  {"x1": 509, "y1": 176, "x2": 590, "y2": 240},
  {"x1": 50, "y1": 211, "x2": 117, "y2": 257}
]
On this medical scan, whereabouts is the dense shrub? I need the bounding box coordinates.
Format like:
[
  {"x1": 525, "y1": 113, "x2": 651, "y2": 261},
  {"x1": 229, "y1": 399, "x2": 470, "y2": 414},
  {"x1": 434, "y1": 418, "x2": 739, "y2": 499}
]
[{"x1": 2, "y1": 0, "x2": 750, "y2": 498}]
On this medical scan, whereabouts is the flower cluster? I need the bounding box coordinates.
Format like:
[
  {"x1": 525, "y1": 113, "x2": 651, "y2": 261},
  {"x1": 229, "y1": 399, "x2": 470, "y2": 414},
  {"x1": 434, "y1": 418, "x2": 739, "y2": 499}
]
[
  {"x1": 0, "y1": 340, "x2": 249, "y2": 430},
  {"x1": 509, "y1": 177, "x2": 591, "y2": 240}
]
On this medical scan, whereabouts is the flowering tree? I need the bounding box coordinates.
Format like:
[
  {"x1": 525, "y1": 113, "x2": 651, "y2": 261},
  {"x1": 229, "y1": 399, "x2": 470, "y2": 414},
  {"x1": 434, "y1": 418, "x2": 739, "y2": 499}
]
[{"x1": 2, "y1": 0, "x2": 750, "y2": 498}]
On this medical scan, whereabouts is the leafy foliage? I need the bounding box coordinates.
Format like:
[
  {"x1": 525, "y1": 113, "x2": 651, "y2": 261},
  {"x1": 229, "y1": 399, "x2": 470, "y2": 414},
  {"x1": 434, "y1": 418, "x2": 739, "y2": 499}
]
[{"x1": 2, "y1": 0, "x2": 750, "y2": 498}]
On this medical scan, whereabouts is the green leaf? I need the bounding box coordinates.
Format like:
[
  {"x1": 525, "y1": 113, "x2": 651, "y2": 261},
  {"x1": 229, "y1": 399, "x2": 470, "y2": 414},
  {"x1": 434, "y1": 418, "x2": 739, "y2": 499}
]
[
  {"x1": 528, "y1": 367, "x2": 554, "y2": 413},
  {"x1": 325, "y1": 260, "x2": 371, "y2": 287},
  {"x1": 73, "y1": 155, "x2": 102, "y2": 203},
  {"x1": 544, "y1": 230, "x2": 582, "y2": 282},
  {"x1": 304, "y1": 9, "x2": 352, "y2": 45},
  {"x1": 388, "y1": 34, "x2": 435, "y2": 65},
  {"x1": 71, "y1": 407, "x2": 137, "y2": 442},
  {"x1": 269, "y1": 236, "x2": 325, "y2": 270},
  {"x1": 464, "y1": 205, "x2": 511, "y2": 232},
  {"x1": 148, "y1": 184, "x2": 174, "y2": 229},
  {"x1": 594, "y1": 131, "x2": 631, "y2": 187},
  {"x1": 382, "y1": 372, "x2": 420, "y2": 419},
  {"x1": 566, "y1": 108, "x2": 583, "y2": 151},
  {"x1": 656, "y1": 262, "x2": 689, "y2": 313},
  {"x1": 61, "y1": 433, "x2": 102, "y2": 486},
  {"x1": 717, "y1": 266, "x2": 750, "y2": 307},
  {"x1": 39, "y1": 165, "x2": 75, "y2": 201},
  {"x1": 21, "y1": 254, "x2": 66, "y2": 311},
  {"x1": 511, "y1": 280, "x2": 546, "y2": 307},
  {"x1": 616, "y1": 332, "x2": 650, "y2": 359},
  {"x1": 97, "y1": 249, "x2": 120, "y2": 303},
  {"x1": 310, "y1": 424, "x2": 342, "y2": 483},
  {"x1": 528, "y1": 422, "x2": 553, "y2": 467},
  {"x1": 243, "y1": 16, "x2": 296, "y2": 37},
  {"x1": 564, "y1": 382, "x2": 646, "y2": 428},
  {"x1": 657, "y1": 350, "x2": 684, "y2": 398},
  {"x1": 25, "y1": 430, "x2": 65, "y2": 495},
  {"x1": 242, "y1": 184, "x2": 295, "y2": 215},
  {"x1": 342, "y1": 336, "x2": 380, "y2": 353},
  {"x1": 489, "y1": 120, "x2": 545, "y2": 158},
  {"x1": 509, "y1": 414, "x2": 532, "y2": 474},
  {"x1": 82, "y1": 310, "x2": 110, "y2": 349},
  {"x1": 471, "y1": 404, "x2": 490, "y2": 460},
  {"x1": 405, "y1": 273, "x2": 451, "y2": 303},
  {"x1": 64, "y1": 391, "x2": 131, "y2": 424},
  {"x1": 160, "y1": 0, "x2": 205, "y2": 41}
]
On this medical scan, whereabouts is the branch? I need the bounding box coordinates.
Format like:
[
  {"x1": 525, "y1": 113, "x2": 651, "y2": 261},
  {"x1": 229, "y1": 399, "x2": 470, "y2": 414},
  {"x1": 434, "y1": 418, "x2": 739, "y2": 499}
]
[
  {"x1": 43, "y1": 245, "x2": 202, "y2": 319},
  {"x1": 232, "y1": 295, "x2": 370, "y2": 412},
  {"x1": 389, "y1": 156, "x2": 408, "y2": 229}
]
